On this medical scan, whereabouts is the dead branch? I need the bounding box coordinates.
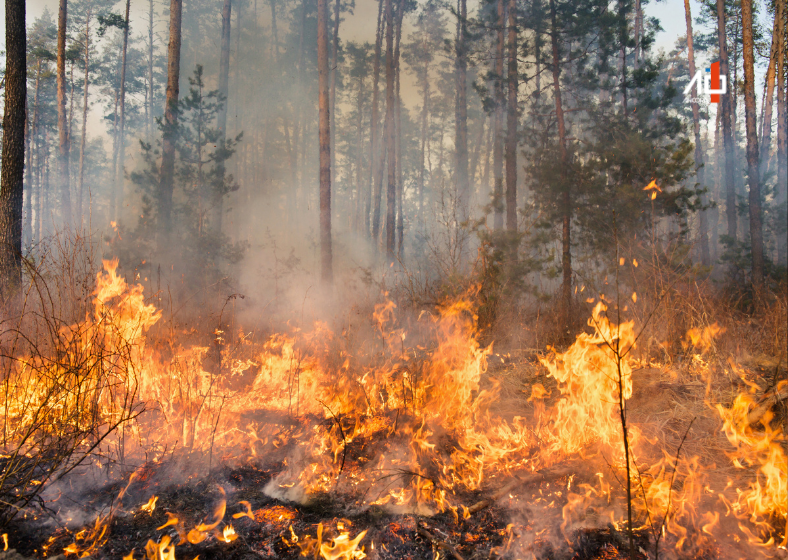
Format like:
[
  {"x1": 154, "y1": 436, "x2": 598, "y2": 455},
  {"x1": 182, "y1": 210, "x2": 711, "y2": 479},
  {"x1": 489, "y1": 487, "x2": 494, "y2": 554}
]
[{"x1": 417, "y1": 524, "x2": 465, "y2": 560}]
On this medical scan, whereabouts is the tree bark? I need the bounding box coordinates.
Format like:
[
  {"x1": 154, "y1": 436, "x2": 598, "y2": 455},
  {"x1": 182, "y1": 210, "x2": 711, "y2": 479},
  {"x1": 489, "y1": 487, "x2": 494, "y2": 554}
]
[
  {"x1": 550, "y1": 0, "x2": 571, "y2": 333},
  {"x1": 115, "y1": 0, "x2": 132, "y2": 223},
  {"x1": 493, "y1": 0, "x2": 505, "y2": 230},
  {"x1": 370, "y1": 0, "x2": 384, "y2": 240},
  {"x1": 741, "y1": 0, "x2": 764, "y2": 296},
  {"x1": 717, "y1": 0, "x2": 737, "y2": 242},
  {"x1": 776, "y1": 0, "x2": 786, "y2": 266},
  {"x1": 57, "y1": 0, "x2": 73, "y2": 225},
  {"x1": 418, "y1": 48, "x2": 430, "y2": 230},
  {"x1": 159, "y1": 0, "x2": 183, "y2": 247},
  {"x1": 148, "y1": 0, "x2": 155, "y2": 140},
  {"x1": 455, "y1": 0, "x2": 469, "y2": 222},
  {"x1": 78, "y1": 6, "x2": 91, "y2": 226},
  {"x1": 213, "y1": 0, "x2": 232, "y2": 235},
  {"x1": 330, "y1": 0, "x2": 340, "y2": 193},
  {"x1": 505, "y1": 0, "x2": 517, "y2": 231},
  {"x1": 0, "y1": 0, "x2": 27, "y2": 306},
  {"x1": 683, "y1": 0, "x2": 709, "y2": 265},
  {"x1": 384, "y1": 0, "x2": 396, "y2": 261},
  {"x1": 394, "y1": 0, "x2": 404, "y2": 259},
  {"x1": 759, "y1": 10, "x2": 779, "y2": 180},
  {"x1": 317, "y1": 0, "x2": 333, "y2": 282}
]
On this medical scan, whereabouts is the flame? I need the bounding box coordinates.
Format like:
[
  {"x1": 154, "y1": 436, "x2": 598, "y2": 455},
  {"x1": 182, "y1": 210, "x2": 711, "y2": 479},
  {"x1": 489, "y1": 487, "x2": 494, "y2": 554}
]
[
  {"x1": 141, "y1": 496, "x2": 158, "y2": 515},
  {"x1": 288, "y1": 523, "x2": 367, "y2": 560},
  {"x1": 218, "y1": 525, "x2": 238, "y2": 543}
]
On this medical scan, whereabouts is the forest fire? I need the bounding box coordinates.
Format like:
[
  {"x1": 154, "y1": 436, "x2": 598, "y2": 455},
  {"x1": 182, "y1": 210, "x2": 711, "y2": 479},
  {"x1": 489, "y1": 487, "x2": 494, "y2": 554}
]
[{"x1": 0, "y1": 261, "x2": 785, "y2": 559}]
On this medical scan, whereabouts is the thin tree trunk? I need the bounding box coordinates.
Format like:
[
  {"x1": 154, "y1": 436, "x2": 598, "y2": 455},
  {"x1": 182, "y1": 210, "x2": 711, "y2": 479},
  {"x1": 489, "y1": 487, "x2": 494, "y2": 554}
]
[
  {"x1": 0, "y1": 0, "x2": 27, "y2": 305},
  {"x1": 78, "y1": 6, "x2": 91, "y2": 226},
  {"x1": 759, "y1": 11, "x2": 779, "y2": 180},
  {"x1": 717, "y1": 0, "x2": 737, "y2": 242},
  {"x1": 370, "y1": 0, "x2": 384, "y2": 239},
  {"x1": 354, "y1": 73, "x2": 365, "y2": 232},
  {"x1": 317, "y1": 0, "x2": 333, "y2": 282},
  {"x1": 330, "y1": 0, "x2": 340, "y2": 193},
  {"x1": 418, "y1": 52, "x2": 430, "y2": 229},
  {"x1": 148, "y1": 0, "x2": 155, "y2": 139},
  {"x1": 683, "y1": 0, "x2": 709, "y2": 265},
  {"x1": 455, "y1": 0, "x2": 469, "y2": 222},
  {"x1": 214, "y1": 0, "x2": 232, "y2": 235},
  {"x1": 505, "y1": 0, "x2": 517, "y2": 231},
  {"x1": 618, "y1": 0, "x2": 628, "y2": 116},
  {"x1": 493, "y1": 0, "x2": 505, "y2": 230},
  {"x1": 23, "y1": 99, "x2": 32, "y2": 248},
  {"x1": 25, "y1": 61, "x2": 42, "y2": 246},
  {"x1": 384, "y1": 0, "x2": 396, "y2": 260},
  {"x1": 776, "y1": 0, "x2": 786, "y2": 266},
  {"x1": 57, "y1": 0, "x2": 72, "y2": 225},
  {"x1": 742, "y1": 0, "x2": 764, "y2": 296},
  {"x1": 550, "y1": 0, "x2": 571, "y2": 332},
  {"x1": 394, "y1": 0, "x2": 404, "y2": 258},
  {"x1": 115, "y1": 0, "x2": 131, "y2": 223},
  {"x1": 159, "y1": 0, "x2": 183, "y2": 247}
]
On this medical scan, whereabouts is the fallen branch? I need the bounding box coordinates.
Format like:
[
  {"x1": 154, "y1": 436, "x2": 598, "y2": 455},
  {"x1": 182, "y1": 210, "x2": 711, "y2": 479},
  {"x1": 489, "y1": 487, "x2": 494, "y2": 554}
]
[
  {"x1": 417, "y1": 524, "x2": 465, "y2": 560},
  {"x1": 747, "y1": 382, "x2": 788, "y2": 427}
]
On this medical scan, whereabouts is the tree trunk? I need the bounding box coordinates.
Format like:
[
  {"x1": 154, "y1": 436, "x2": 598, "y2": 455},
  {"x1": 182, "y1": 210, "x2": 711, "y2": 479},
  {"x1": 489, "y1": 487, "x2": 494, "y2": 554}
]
[
  {"x1": 0, "y1": 0, "x2": 27, "y2": 306},
  {"x1": 159, "y1": 0, "x2": 183, "y2": 247},
  {"x1": 776, "y1": 0, "x2": 786, "y2": 266},
  {"x1": 455, "y1": 0, "x2": 469, "y2": 222},
  {"x1": 717, "y1": 0, "x2": 737, "y2": 242},
  {"x1": 148, "y1": 0, "x2": 155, "y2": 140},
  {"x1": 57, "y1": 0, "x2": 72, "y2": 226},
  {"x1": 317, "y1": 0, "x2": 333, "y2": 282},
  {"x1": 418, "y1": 51, "x2": 430, "y2": 230},
  {"x1": 354, "y1": 73, "x2": 365, "y2": 232},
  {"x1": 505, "y1": 0, "x2": 517, "y2": 231},
  {"x1": 759, "y1": 11, "x2": 779, "y2": 180},
  {"x1": 78, "y1": 6, "x2": 91, "y2": 226},
  {"x1": 741, "y1": 0, "x2": 764, "y2": 296},
  {"x1": 330, "y1": 0, "x2": 340, "y2": 193},
  {"x1": 394, "y1": 0, "x2": 404, "y2": 259},
  {"x1": 115, "y1": 0, "x2": 132, "y2": 223},
  {"x1": 550, "y1": 0, "x2": 571, "y2": 332},
  {"x1": 370, "y1": 0, "x2": 384, "y2": 240},
  {"x1": 384, "y1": 0, "x2": 396, "y2": 261},
  {"x1": 683, "y1": 0, "x2": 709, "y2": 265},
  {"x1": 214, "y1": 0, "x2": 232, "y2": 235},
  {"x1": 493, "y1": 0, "x2": 505, "y2": 230},
  {"x1": 25, "y1": 62, "x2": 42, "y2": 247}
]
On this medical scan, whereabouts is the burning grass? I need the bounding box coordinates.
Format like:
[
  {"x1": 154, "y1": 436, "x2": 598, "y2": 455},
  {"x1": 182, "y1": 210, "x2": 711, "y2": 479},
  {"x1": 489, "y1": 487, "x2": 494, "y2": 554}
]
[{"x1": 0, "y1": 260, "x2": 786, "y2": 559}]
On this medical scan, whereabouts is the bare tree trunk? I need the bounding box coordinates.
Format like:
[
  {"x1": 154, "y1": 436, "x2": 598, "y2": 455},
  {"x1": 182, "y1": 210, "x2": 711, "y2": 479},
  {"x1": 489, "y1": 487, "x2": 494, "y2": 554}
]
[
  {"x1": 418, "y1": 50, "x2": 430, "y2": 230},
  {"x1": 354, "y1": 73, "x2": 365, "y2": 232},
  {"x1": 0, "y1": 0, "x2": 27, "y2": 306},
  {"x1": 78, "y1": 6, "x2": 91, "y2": 226},
  {"x1": 370, "y1": 0, "x2": 384, "y2": 240},
  {"x1": 776, "y1": 0, "x2": 786, "y2": 266},
  {"x1": 455, "y1": 0, "x2": 469, "y2": 222},
  {"x1": 115, "y1": 0, "x2": 132, "y2": 223},
  {"x1": 618, "y1": 0, "x2": 628, "y2": 116},
  {"x1": 330, "y1": 0, "x2": 340, "y2": 193},
  {"x1": 683, "y1": 0, "x2": 709, "y2": 265},
  {"x1": 717, "y1": 0, "x2": 737, "y2": 242},
  {"x1": 25, "y1": 62, "x2": 42, "y2": 247},
  {"x1": 505, "y1": 0, "x2": 517, "y2": 231},
  {"x1": 394, "y1": 0, "x2": 404, "y2": 259},
  {"x1": 57, "y1": 0, "x2": 73, "y2": 225},
  {"x1": 159, "y1": 0, "x2": 183, "y2": 247},
  {"x1": 493, "y1": 0, "x2": 505, "y2": 230},
  {"x1": 742, "y1": 0, "x2": 764, "y2": 296},
  {"x1": 384, "y1": 0, "x2": 396, "y2": 261},
  {"x1": 317, "y1": 0, "x2": 333, "y2": 282},
  {"x1": 148, "y1": 0, "x2": 155, "y2": 140},
  {"x1": 213, "y1": 0, "x2": 232, "y2": 235},
  {"x1": 550, "y1": 0, "x2": 571, "y2": 332},
  {"x1": 759, "y1": 11, "x2": 779, "y2": 180}
]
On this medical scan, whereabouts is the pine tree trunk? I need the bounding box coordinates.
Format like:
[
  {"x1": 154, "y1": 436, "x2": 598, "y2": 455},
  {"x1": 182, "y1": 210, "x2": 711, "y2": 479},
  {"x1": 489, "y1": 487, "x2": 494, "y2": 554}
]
[
  {"x1": 742, "y1": 0, "x2": 764, "y2": 297},
  {"x1": 57, "y1": 0, "x2": 73, "y2": 226},
  {"x1": 330, "y1": 0, "x2": 340, "y2": 193},
  {"x1": 25, "y1": 62, "x2": 42, "y2": 247},
  {"x1": 759, "y1": 11, "x2": 779, "y2": 180},
  {"x1": 717, "y1": 0, "x2": 737, "y2": 242},
  {"x1": 550, "y1": 0, "x2": 571, "y2": 332},
  {"x1": 214, "y1": 0, "x2": 232, "y2": 235},
  {"x1": 317, "y1": 0, "x2": 333, "y2": 282},
  {"x1": 505, "y1": 0, "x2": 517, "y2": 231},
  {"x1": 0, "y1": 0, "x2": 27, "y2": 306},
  {"x1": 354, "y1": 74, "x2": 365, "y2": 232},
  {"x1": 455, "y1": 0, "x2": 469, "y2": 222},
  {"x1": 418, "y1": 52, "x2": 430, "y2": 230},
  {"x1": 370, "y1": 0, "x2": 384, "y2": 240},
  {"x1": 78, "y1": 7, "x2": 91, "y2": 226},
  {"x1": 159, "y1": 0, "x2": 183, "y2": 247},
  {"x1": 776, "y1": 0, "x2": 786, "y2": 266},
  {"x1": 493, "y1": 0, "x2": 505, "y2": 230},
  {"x1": 684, "y1": 0, "x2": 709, "y2": 265},
  {"x1": 394, "y1": 0, "x2": 404, "y2": 259},
  {"x1": 115, "y1": 0, "x2": 132, "y2": 223},
  {"x1": 148, "y1": 0, "x2": 155, "y2": 140},
  {"x1": 384, "y1": 0, "x2": 396, "y2": 261}
]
